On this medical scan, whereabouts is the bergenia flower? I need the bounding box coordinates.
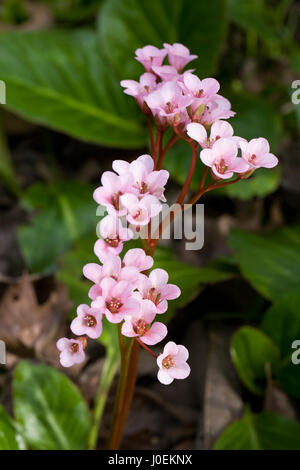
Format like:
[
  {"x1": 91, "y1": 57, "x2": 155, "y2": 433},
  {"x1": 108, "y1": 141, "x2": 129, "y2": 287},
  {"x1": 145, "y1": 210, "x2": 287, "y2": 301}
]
[
  {"x1": 137, "y1": 268, "x2": 181, "y2": 314},
  {"x1": 56, "y1": 337, "x2": 85, "y2": 368},
  {"x1": 200, "y1": 138, "x2": 250, "y2": 179},
  {"x1": 135, "y1": 45, "x2": 166, "y2": 72},
  {"x1": 92, "y1": 278, "x2": 140, "y2": 324},
  {"x1": 120, "y1": 73, "x2": 157, "y2": 109},
  {"x1": 120, "y1": 193, "x2": 162, "y2": 226},
  {"x1": 83, "y1": 254, "x2": 140, "y2": 300},
  {"x1": 71, "y1": 304, "x2": 103, "y2": 339},
  {"x1": 157, "y1": 341, "x2": 190, "y2": 385},
  {"x1": 180, "y1": 73, "x2": 219, "y2": 102},
  {"x1": 187, "y1": 120, "x2": 235, "y2": 149},
  {"x1": 240, "y1": 138, "x2": 278, "y2": 169},
  {"x1": 123, "y1": 248, "x2": 154, "y2": 272},
  {"x1": 122, "y1": 299, "x2": 167, "y2": 345},
  {"x1": 93, "y1": 171, "x2": 136, "y2": 216},
  {"x1": 163, "y1": 42, "x2": 197, "y2": 71},
  {"x1": 94, "y1": 214, "x2": 133, "y2": 262},
  {"x1": 145, "y1": 81, "x2": 193, "y2": 127},
  {"x1": 196, "y1": 95, "x2": 235, "y2": 125},
  {"x1": 152, "y1": 65, "x2": 179, "y2": 81}
]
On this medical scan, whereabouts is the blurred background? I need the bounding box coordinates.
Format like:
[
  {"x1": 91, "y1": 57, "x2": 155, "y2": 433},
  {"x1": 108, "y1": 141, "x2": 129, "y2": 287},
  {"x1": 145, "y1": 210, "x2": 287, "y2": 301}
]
[{"x1": 0, "y1": 0, "x2": 300, "y2": 450}]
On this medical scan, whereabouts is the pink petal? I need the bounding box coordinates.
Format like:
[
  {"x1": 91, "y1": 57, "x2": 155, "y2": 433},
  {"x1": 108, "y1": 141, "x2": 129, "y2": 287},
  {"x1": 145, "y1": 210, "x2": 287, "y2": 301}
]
[
  {"x1": 142, "y1": 322, "x2": 167, "y2": 345},
  {"x1": 160, "y1": 283, "x2": 181, "y2": 300},
  {"x1": 259, "y1": 153, "x2": 279, "y2": 168},
  {"x1": 200, "y1": 148, "x2": 215, "y2": 167},
  {"x1": 169, "y1": 362, "x2": 190, "y2": 379},
  {"x1": 83, "y1": 263, "x2": 102, "y2": 283},
  {"x1": 140, "y1": 299, "x2": 156, "y2": 323},
  {"x1": 149, "y1": 268, "x2": 168, "y2": 288},
  {"x1": 56, "y1": 337, "x2": 69, "y2": 351},
  {"x1": 186, "y1": 122, "x2": 207, "y2": 145},
  {"x1": 121, "y1": 319, "x2": 137, "y2": 337},
  {"x1": 210, "y1": 120, "x2": 233, "y2": 140},
  {"x1": 164, "y1": 341, "x2": 178, "y2": 356},
  {"x1": 157, "y1": 368, "x2": 174, "y2": 385},
  {"x1": 112, "y1": 159, "x2": 130, "y2": 175},
  {"x1": 176, "y1": 345, "x2": 189, "y2": 362}
]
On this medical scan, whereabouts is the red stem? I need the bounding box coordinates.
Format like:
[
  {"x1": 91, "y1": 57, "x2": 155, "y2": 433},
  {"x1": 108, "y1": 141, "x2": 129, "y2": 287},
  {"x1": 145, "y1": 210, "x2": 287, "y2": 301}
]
[
  {"x1": 176, "y1": 142, "x2": 199, "y2": 205},
  {"x1": 157, "y1": 134, "x2": 179, "y2": 170},
  {"x1": 147, "y1": 116, "x2": 155, "y2": 157},
  {"x1": 136, "y1": 338, "x2": 158, "y2": 358}
]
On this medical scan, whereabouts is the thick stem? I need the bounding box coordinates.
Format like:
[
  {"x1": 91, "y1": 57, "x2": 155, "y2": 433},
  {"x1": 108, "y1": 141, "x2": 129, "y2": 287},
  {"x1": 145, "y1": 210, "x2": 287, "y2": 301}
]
[
  {"x1": 106, "y1": 339, "x2": 139, "y2": 449},
  {"x1": 88, "y1": 352, "x2": 119, "y2": 450},
  {"x1": 147, "y1": 116, "x2": 155, "y2": 157}
]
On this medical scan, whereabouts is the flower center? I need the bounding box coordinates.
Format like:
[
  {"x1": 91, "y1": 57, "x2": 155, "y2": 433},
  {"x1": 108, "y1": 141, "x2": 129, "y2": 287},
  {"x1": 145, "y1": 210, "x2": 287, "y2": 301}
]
[
  {"x1": 70, "y1": 343, "x2": 79, "y2": 353},
  {"x1": 162, "y1": 355, "x2": 175, "y2": 369},
  {"x1": 139, "y1": 181, "x2": 148, "y2": 194},
  {"x1": 106, "y1": 297, "x2": 122, "y2": 313},
  {"x1": 249, "y1": 153, "x2": 257, "y2": 164},
  {"x1": 111, "y1": 192, "x2": 122, "y2": 210},
  {"x1": 84, "y1": 315, "x2": 96, "y2": 327},
  {"x1": 133, "y1": 319, "x2": 150, "y2": 336},
  {"x1": 105, "y1": 236, "x2": 119, "y2": 247},
  {"x1": 165, "y1": 101, "x2": 175, "y2": 113},
  {"x1": 147, "y1": 287, "x2": 160, "y2": 305},
  {"x1": 215, "y1": 158, "x2": 228, "y2": 174}
]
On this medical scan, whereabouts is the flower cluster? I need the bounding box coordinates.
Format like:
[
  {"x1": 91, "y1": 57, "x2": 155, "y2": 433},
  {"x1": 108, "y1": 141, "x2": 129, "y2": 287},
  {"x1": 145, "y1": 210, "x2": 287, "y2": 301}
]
[
  {"x1": 121, "y1": 43, "x2": 278, "y2": 180},
  {"x1": 57, "y1": 155, "x2": 190, "y2": 385}
]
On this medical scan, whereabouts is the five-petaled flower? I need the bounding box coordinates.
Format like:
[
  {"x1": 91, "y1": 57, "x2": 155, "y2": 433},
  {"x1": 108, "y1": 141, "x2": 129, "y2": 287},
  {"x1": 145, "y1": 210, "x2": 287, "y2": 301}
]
[{"x1": 157, "y1": 341, "x2": 190, "y2": 385}]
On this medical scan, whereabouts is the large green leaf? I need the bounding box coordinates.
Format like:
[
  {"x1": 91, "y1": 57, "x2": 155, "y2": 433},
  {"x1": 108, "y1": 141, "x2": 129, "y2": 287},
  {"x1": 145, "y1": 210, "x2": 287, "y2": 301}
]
[
  {"x1": 98, "y1": 0, "x2": 226, "y2": 79},
  {"x1": 261, "y1": 287, "x2": 300, "y2": 398},
  {"x1": 0, "y1": 30, "x2": 146, "y2": 148},
  {"x1": 227, "y1": 0, "x2": 280, "y2": 43},
  {"x1": 229, "y1": 225, "x2": 300, "y2": 301},
  {"x1": 231, "y1": 326, "x2": 280, "y2": 395},
  {"x1": 13, "y1": 361, "x2": 91, "y2": 450},
  {"x1": 214, "y1": 409, "x2": 300, "y2": 450},
  {"x1": 18, "y1": 181, "x2": 97, "y2": 275},
  {"x1": 0, "y1": 404, "x2": 26, "y2": 450}
]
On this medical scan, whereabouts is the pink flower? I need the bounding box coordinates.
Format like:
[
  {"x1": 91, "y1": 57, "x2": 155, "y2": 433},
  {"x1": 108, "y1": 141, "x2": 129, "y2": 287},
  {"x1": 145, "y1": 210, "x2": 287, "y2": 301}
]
[
  {"x1": 114, "y1": 154, "x2": 169, "y2": 201},
  {"x1": 120, "y1": 73, "x2": 157, "y2": 109},
  {"x1": 157, "y1": 341, "x2": 190, "y2": 385},
  {"x1": 137, "y1": 268, "x2": 181, "y2": 314},
  {"x1": 71, "y1": 304, "x2": 103, "y2": 339},
  {"x1": 56, "y1": 337, "x2": 85, "y2": 368},
  {"x1": 94, "y1": 215, "x2": 133, "y2": 262},
  {"x1": 152, "y1": 65, "x2": 179, "y2": 81},
  {"x1": 135, "y1": 45, "x2": 166, "y2": 72},
  {"x1": 180, "y1": 73, "x2": 219, "y2": 102},
  {"x1": 122, "y1": 299, "x2": 167, "y2": 345},
  {"x1": 92, "y1": 278, "x2": 140, "y2": 324},
  {"x1": 93, "y1": 171, "x2": 136, "y2": 216},
  {"x1": 187, "y1": 120, "x2": 236, "y2": 148},
  {"x1": 240, "y1": 138, "x2": 278, "y2": 169},
  {"x1": 123, "y1": 248, "x2": 153, "y2": 272},
  {"x1": 83, "y1": 254, "x2": 140, "y2": 300},
  {"x1": 200, "y1": 138, "x2": 250, "y2": 179},
  {"x1": 197, "y1": 95, "x2": 235, "y2": 125},
  {"x1": 120, "y1": 193, "x2": 162, "y2": 226},
  {"x1": 163, "y1": 43, "x2": 197, "y2": 71},
  {"x1": 145, "y1": 81, "x2": 193, "y2": 127}
]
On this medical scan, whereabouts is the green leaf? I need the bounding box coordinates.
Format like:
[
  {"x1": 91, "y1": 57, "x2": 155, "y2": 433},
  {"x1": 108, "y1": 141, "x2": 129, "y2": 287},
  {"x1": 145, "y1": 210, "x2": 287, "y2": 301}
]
[
  {"x1": 18, "y1": 181, "x2": 97, "y2": 274},
  {"x1": 13, "y1": 361, "x2": 91, "y2": 450},
  {"x1": 0, "y1": 404, "x2": 26, "y2": 450},
  {"x1": 0, "y1": 30, "x2": 146, "y2": 148},
  {"x1": 229, "y1": 225, "x2": 300, "y2": 301},
  {"x1": 214, "y1": 409, "x2": 300, "y2": 450},
  {"x1": 227, "y1": 0, "x2": 280, "y2": 43},
  {"x1": 98, "y1": 0, "x2": 226, "y2": 79},
  {"x1": 154, "y1": 245, "x2": 236, "y2": 322},
  {"x1": 231, "y1": 326, "x2": 280, "y2": 395},
  {"x1": 261, "y1": 287, "x2": 300, "y2": 398}
]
